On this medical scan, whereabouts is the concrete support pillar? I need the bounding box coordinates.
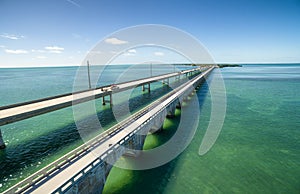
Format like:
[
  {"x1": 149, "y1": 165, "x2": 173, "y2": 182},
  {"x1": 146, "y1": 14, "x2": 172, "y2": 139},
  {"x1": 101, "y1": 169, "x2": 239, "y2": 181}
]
[
  {"x1": 167, "y1": 108, "x2": 176, "y2": 118},
  {"x1": 102, "y1": 96, "x2": 106, "y2": 105},
  {"x1": 109, "y1": 94, "x2": 113, "y2": 106},
  {"x1": 0, "y1": 129, "x2": 5, "y2": 149},
  {"x1": 72, "y1": 184, "x2": 78, "y2": 193},
  {"x1": 162, "y1": 79, "x2": 169, "y2": 85},
  {"x1": 124, "y1": 135, "x2": 144, "y2": 157},
  {"x1": 149, "y1": 113, "x2": 165, "y2": 134},
  {"x1": 142, "y1": 83, "x2": 150, "y2": 92},
  {"x1": 176, "y1": 102, "x2": 181, "y2": 109},
  {"x1": 167, "y1": 103, "x2": 176, "y2": 118},
  {"x1": 102, "y1": 94, "x2": 113, "y2": 106}
]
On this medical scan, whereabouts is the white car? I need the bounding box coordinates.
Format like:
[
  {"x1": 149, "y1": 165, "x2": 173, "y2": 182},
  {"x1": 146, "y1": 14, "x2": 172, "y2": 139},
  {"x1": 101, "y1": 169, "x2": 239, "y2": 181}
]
[{"x1": 111, "y1": 84, "x2": 119, "y2": 90}]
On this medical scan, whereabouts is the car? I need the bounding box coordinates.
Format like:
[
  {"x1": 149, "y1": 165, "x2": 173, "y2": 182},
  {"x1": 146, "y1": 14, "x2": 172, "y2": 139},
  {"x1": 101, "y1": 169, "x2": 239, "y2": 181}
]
[
  {"x1": 101, "y1": 87, "x2": 109, "y2": 92},
  {"x1": 111, "y1": 84, "x2": 119, "y2": 90}
]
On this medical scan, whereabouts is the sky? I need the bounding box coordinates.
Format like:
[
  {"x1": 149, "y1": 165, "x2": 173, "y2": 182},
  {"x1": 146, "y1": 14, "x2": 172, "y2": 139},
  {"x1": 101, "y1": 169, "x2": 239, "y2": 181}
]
[{"x1": 0, "y1": 0, "x2": 300, "y2": 67}]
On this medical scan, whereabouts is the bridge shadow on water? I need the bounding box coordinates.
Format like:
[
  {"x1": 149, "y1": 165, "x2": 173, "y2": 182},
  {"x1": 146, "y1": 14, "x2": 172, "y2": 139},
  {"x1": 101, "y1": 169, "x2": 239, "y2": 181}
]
[
  {"x1": 103, "y1": 80, "x2": 210, "y2": 194},
  {"x1": 0, "y1": 78, "x2": 194, "y2": 191}
]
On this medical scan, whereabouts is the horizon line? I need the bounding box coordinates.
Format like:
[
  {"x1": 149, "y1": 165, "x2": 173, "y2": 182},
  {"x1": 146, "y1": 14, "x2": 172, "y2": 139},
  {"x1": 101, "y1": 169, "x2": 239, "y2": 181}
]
[{"x1": 0, "y1": 62, "x2": 300, "y2": 68}]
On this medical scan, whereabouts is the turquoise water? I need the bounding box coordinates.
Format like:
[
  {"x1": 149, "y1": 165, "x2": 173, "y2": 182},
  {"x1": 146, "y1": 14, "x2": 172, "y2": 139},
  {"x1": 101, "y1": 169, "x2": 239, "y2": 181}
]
[
  {"x1": 0, "y1": 64, "x2": 193, "y2": 191},
  {"x1": 103, "y1": 64, "x2": 300, "y2": 194},
  {"x1": 0, "y1": 64, "x2": 299, "y2": 193}
]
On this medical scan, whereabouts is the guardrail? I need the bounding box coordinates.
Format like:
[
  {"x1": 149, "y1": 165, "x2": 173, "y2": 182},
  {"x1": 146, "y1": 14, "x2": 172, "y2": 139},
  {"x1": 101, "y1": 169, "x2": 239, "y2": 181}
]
[
  {"x1": 52, "y1": 67, "x2": 213, "y2": 194},
  {"x1": 0, "y1": 67, "x2": 204, "y2": 127},
  {"x1": 4, "y1": 67, "x2": 212, "y2": 194},
  {"x1": 0, "y1": 67, "x2": 203, "y2": 111}
]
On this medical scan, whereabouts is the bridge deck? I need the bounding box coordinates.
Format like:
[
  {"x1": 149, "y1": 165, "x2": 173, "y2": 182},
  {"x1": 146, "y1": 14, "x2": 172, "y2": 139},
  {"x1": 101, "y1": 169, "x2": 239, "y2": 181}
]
[
  {"x1": 3, "y1": 67, "x2": 214, "y2": 194},
  {"x1": 0, "y1": 67, "x2": 202, "y2": 126}
]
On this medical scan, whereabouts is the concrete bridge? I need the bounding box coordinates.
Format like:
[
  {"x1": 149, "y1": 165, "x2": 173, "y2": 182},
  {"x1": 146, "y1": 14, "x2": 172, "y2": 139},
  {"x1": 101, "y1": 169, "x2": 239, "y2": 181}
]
[
  {"x1": 2, "y1": 66, "x2": 215, "y2": 193},
  {"x1": 0, "y1": 66, "x2": 205, "y2": 149}
]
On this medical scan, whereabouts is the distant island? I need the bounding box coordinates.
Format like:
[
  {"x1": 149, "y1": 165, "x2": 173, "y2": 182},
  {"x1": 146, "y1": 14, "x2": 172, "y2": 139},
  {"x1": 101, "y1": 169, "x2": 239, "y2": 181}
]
[
  {"x1": 181, "y1": 64, "x2": 242, "y2": 68},
  {"x1": 217, "y1": 64, "x2": 242, "y2": 68}
]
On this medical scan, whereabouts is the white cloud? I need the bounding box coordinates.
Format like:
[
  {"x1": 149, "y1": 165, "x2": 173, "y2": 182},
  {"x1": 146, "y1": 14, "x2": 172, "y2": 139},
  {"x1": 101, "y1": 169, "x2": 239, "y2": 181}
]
[
  {"x1": 105, "y1": 37, "x2": 128, "y2": 45},
  {"x1": 45, "y1": 46, "x2": 64, "y2": 53},
  {"x1": 128, "y1": 49, "x2": 136, "y2": 53},
  {"x1": 36, "y1": 56, "x2": 47, "y2": 59},
  {"x1": 5, "y1": 49, "x2": 28, "y2": 54},
  {"x1": 50, "y1": 50, "x2": 63, "y2": 54},
  {"x1": 124, "y1": 49, "x2": 137, "y2": 56},
  {"x1": 154, "y1": 52, "x2": 164, "y2": 56},
  {"x1": 0, "y1": 33, "x2": 25, "y2": 40},
  {"x1": 0, "y1": 45, "x2": 5, "y2": 48},
  {"x1": 45, "y1": 46, "x2": 64, "y2": 51},
  {"x1": 31, "y1": 49, "x2": 46, "y2": 53}
]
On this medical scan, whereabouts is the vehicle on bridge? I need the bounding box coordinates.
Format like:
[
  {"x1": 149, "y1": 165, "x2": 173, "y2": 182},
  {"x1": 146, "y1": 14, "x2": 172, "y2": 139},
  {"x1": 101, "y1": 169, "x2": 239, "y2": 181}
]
[
  {"x1": 111, "y1": 84, "x2": 119, "y2": 90},
  {"x1": 101, "y1": 87, "x2": 109, "y2": 92}
]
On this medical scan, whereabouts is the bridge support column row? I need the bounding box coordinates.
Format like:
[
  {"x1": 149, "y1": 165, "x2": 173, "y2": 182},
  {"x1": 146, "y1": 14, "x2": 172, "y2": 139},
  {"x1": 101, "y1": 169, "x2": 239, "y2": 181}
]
[
  {"x1": 62, "y1": 70, "x2": 209, "y2": 194},
  {"x1": 0, "y1": 129, "x2": 5, "y2": 149},
  {"x1": 142, "y1": 83, "x2": 150, "y2": 92},
  {"x1": 102, "y1": 94, "x2": 113, "y2": 106}
]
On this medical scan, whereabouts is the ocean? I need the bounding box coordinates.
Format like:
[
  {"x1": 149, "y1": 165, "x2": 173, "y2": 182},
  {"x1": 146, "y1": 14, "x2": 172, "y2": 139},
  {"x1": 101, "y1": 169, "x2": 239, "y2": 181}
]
[{"x1": 0, "y1": 64, "x2": 299, "y2": 193}]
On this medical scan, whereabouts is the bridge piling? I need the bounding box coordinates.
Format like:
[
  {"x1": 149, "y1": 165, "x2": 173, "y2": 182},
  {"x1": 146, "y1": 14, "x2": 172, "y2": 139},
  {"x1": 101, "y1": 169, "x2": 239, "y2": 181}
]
[
  {"x1": 102, "y1": 96, "x2": 106, "y2": 105},
  {"x1": 102, "y1": 94, "x2": 113, "y2": 106},
  {"x1": 162, "y1": 78, "x2": 169, "y2": 85},
  {"x1": 167, "y1": 102, "x2": 177, "y2": 118},
  {"x1": 149, "y1": 112, "x2": 166, "y2": 133},
  {"x1": 1, "y1": 67, "x2": 214, "y2": 194},
  {"x1": 176, "y1": 102, "x2": 181, "y2": 109},
  {"x1": 109, "y1": 94, "x2": 113, "y2": 106},
  {"x1": 167, "y1": 107, "x2": 176, "y2": 118},
  {"x1": 0, "y1": 129, "x2": 5, "y2": 149},
  {"x1": 142, "y1": 83, "x2": 150, "y2": 92}
]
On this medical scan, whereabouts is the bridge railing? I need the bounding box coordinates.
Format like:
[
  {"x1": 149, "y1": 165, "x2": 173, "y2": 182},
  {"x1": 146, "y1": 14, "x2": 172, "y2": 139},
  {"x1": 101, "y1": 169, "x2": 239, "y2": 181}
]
[
  {"x1": 52, "y1": 67, "x2": 213, "y2": 193},
  {"x1": 4, "y1": 66, "x2": 212, "y2": 194},
  {"x1": 4, "y1": 97, "x2": 167, "y2": 193},
  {"x1": 53, "y1": 94, "x2": 176, "y2": 193},
  {"x1": 0, "y1": 66, "x2": 202, "y2": 111}
]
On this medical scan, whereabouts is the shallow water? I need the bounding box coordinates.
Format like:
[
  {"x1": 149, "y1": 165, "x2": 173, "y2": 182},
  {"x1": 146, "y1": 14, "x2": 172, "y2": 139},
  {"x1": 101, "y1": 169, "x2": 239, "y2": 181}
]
[
  {"x1": 0, "y1": 64, "x2": 193, "y2": 191},
  {"x1": 103, "y1": 64, "x2": 300, "y2": 194},
  {"x1": 0, "y1": 64, "x2": 299, "y2": 193}
]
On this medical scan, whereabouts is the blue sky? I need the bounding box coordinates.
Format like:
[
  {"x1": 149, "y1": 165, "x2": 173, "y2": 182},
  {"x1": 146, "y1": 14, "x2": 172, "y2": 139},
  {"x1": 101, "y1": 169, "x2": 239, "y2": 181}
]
[{"x1": 0, "y1": 0, "x2": 300, "y2": 67}]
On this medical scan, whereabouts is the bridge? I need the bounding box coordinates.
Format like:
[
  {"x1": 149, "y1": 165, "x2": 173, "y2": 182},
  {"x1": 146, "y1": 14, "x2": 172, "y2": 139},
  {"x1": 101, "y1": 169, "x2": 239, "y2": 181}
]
[{"x1": 2, "y1": 66, "x2": 215, "y2": 193}]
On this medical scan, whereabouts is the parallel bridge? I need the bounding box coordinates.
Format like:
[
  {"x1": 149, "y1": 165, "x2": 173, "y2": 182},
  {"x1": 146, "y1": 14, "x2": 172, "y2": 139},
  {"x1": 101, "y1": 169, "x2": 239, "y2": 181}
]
[{"x1": 2, "y1": 66, "x2": 215, "y2": 193}]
